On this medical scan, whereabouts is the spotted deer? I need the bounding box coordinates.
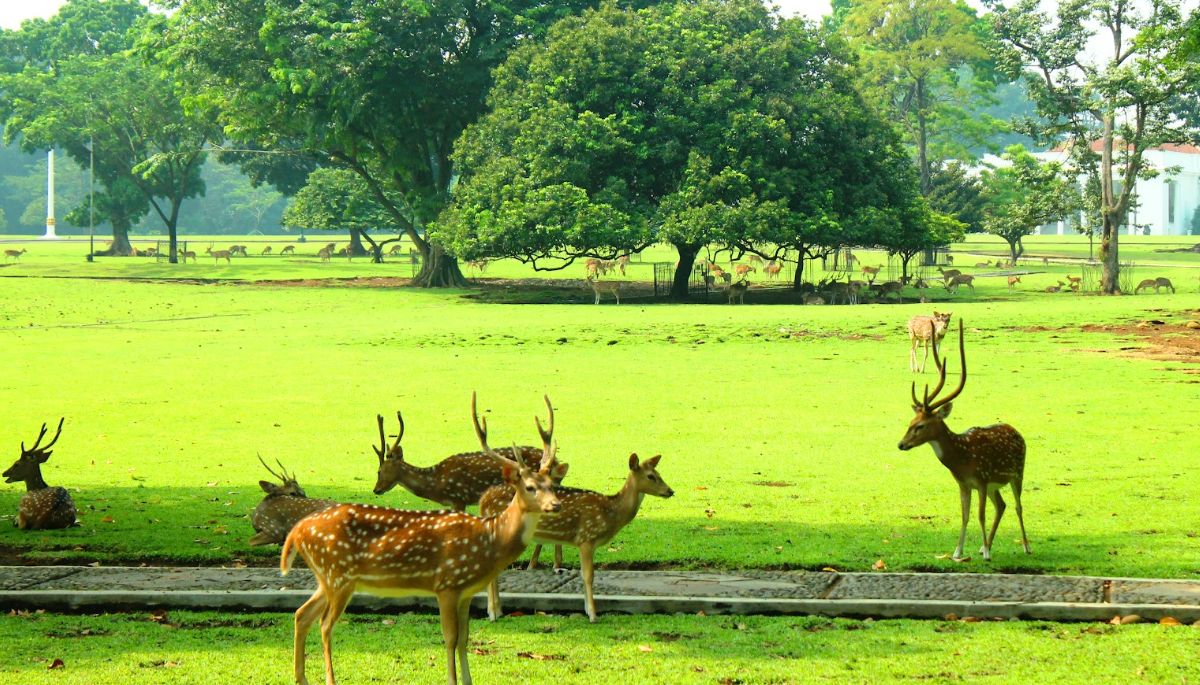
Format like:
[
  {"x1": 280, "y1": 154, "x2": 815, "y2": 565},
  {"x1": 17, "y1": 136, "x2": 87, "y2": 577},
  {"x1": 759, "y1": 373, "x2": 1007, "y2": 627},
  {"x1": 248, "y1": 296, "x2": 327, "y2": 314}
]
[
  {"x1": 727, "y1": 279, "x2": 749, "y2": 304},
  {"x1": 586, "y1": 276, "x2": 621, "y2": 304},
  {"x1": 206, "y1": 245, "x2": 232, "y2": 263},
  {"x1": 372, "y1": 396, "x2": 567, "y2": 511},
  {"x1": 1135, "y1": 277, "x2": 1175, "y2": 294},
  {"x1": 248, "y1": 457, "x2": 338, "y2": 546},
  {"x1": 316, "y1": 246, "x2": 332, "y2": 262},
  {"x1": 4, "y1": 248, "x2": 27, "y2": 262},
  {"x1": 279, "y1": 245, "x2": 296, "y2": 256},
  {"x1": 734, "y1": 264, "x2": 756, "y2": 278},
  {"x1": 261, "y1": 245, "x2": 273, "y2": 256},
  {"x1": 937, "y1": 267, "x2": 962, "y2": 281},
  {"x1": 907, "y1": 311, "x2": 952, "y2": 373},
  {"x1": 282, "y1": 395, "x2": 562, "y2": 685},
  {"x1": 388, "y1": 243, "x2": 404, "y2": 255},
  {"x1": 861, "y1": 264, "x2": 882, "y2": 283},
  {"x1": 764, "y1": 261, "x2": 782, "y2": 280},
  {"x1": 479, "y1": 453, "x2": 673, "y2": 622},
  {"x1": 945, "y1": 274, "x2": 975, "y2": 293},
  {"x1": 228, "y1": 244, "x2": 248, "y2": 257},
  {"x1": 3, "y1": 418, "x2": 76, "y2": 530},
  {"x1": 898, "y1": 320, "x2": 1030, "y2": 561},
  {"x1": 1007, "y1": 275, "x2": 1021, "y2": 290},
  {"x1": 616, "y1": 254, "x2": 631, "y2": 275}
]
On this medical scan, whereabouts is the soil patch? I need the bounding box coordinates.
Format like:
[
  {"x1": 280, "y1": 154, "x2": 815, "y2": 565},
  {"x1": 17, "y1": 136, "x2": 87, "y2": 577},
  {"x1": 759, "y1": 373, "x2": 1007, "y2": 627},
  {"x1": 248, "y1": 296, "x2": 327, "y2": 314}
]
[
  {"x1": 254, "y1": 276, "x2": 411, "y2": 288},
  {"x1": 1081, "y1": 311, "x2": 1200, "y2": 366}
]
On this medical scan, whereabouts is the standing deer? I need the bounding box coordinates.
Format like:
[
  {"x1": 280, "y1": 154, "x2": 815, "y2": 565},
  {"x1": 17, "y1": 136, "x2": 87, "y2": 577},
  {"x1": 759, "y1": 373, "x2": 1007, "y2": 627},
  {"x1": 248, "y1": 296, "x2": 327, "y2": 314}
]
[
  {"x1": 371, "y1": 397, "x2": 566, "y2": 511},
  {"x1": 388, "y1": 243, "x2": 404, "y2": 255},
  {"x1": 480, "y1": 453, "x2": 674, "y2": 622},
  {"x1": 898, "y1": 320, "x2": 1030, "y2": 561},
  {"x1": 727, "y1": 279, "x2": 749, "y2": 304},
  {"x1": 945, "y1": 274, "x2": 975, "y2": 293},
  {"x1": 861, "y1": 264, "x2": 882, "y2": 283},
  {"x1": 3, "y1": 418, "x2": 76, "y2": 530},
  {"x1": 280, "y1": 245, "x2": 296, "y2": 256},
  {"x1": 734, "y1": 263, "x2": 756, "y2": 278},
  {"x1": 1135, "y1": 277, "x2": 1175, "y2": 294},
  {"x1": 616, "y1": 254, "x2": 630, "y2": 275},
  {"x1": 4, "y1": 248, "x2": 27, "y2": 262},
  {"x1": 466, "y1": 259, "x2": 489, "y2": 274},
  {"x1": 283, "y1": 395, "x2": 562, "y2": 685},
  {"x1": 229, "y1": 244, "x2": 248, "y2": 257},
  {"x1": 261, "y1": 246, "x2": 273, "y2": 256},
  {"x1": 937, "y1": 267, "x2": 962, "y2": 281},
  {"x1": 874, "y1": 280, "x2": 904, "y2": 302},
  {"x1": 764, "y1": 261, "x2": 782, "y2": 280},
  {"x1": 206, "y1": 245, "x2": 232, "y2": 263},
  {"x1": 179, "y1": 248, "x2": 197, "y2": 263},
  {"x1": 316, "y1": 246, "x2": 332, "y2": 262},
  {"x1": 586, "y1": 276, "x2": 621, "y2": 304},
  {"x1": 1007, "y1": 275, "x2": 1021, "y2": 290},
  {"x1": 907, "y1": 311, "x2": 952, "y2": 373},
  {"x1": 248, "y1": 457, "x2": 338, "y2": 546}
]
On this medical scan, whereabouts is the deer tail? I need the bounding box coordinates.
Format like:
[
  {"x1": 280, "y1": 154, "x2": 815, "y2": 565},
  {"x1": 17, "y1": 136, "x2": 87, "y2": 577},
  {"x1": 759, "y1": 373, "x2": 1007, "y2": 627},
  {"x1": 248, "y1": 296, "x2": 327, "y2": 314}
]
[{"x1": 280, "y1": 528, "x2": 299, "y2": 576}]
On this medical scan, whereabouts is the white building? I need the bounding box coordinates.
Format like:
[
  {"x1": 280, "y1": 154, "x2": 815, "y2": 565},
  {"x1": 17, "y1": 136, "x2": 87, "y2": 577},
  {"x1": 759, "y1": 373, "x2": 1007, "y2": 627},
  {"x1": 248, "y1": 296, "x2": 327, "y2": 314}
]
[{"x1": 1036, "y1": 143, "x2": 1200, "y2": 236}]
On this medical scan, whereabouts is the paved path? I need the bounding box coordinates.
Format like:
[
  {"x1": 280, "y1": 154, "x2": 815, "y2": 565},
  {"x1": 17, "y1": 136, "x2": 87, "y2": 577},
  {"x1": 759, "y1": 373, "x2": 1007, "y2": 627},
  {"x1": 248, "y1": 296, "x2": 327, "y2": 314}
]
[{"x1": 2, "y1": 566, "x2": 1199, "y2": 622}]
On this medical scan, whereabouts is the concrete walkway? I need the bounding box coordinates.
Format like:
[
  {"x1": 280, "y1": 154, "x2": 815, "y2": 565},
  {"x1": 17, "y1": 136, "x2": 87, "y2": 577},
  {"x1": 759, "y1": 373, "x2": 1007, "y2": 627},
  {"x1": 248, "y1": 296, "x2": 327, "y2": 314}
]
[{"x1": 2, "y1": 566, "x2": 1199, "y2": 622}]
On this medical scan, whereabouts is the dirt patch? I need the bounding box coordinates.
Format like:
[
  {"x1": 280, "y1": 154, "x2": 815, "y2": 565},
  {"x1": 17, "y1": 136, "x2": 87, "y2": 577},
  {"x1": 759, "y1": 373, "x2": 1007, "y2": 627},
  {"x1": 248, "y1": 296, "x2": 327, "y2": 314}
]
[
  {"x1": 255, "y1": 276, "x2": 411, "y2": 288},
  {"x1": 778, "y1": 327, "x2": 886, "y2": 341},
  {"x1": 1081, "y1": 312, "x2": 1200, "y2": 366},
  {"x1": 752, "y1": 481, "x2": 795, "y2": 488}
]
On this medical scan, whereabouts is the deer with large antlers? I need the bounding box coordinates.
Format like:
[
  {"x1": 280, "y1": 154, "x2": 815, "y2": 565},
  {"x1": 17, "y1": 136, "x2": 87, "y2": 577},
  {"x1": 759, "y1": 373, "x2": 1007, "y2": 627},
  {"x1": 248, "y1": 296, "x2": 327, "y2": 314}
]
[
  {"x1": 372, "y1": 398, "x2": 566, "y2": 511},
  {"x1": 479, "y1": 453, "x2": 673, "y2": 622},
  {"x1": 3, "y1": 419, "x2": 76, "y2": 530},
  {"x1": 898, "y1": 320, "x2": 1030, "y2": 561},
  {"x1": 282, "y1": 394, "x2": 561, "y2": 685},
  {"x1": 248, "y1": 456, "x2": 338, "y2": 546}
]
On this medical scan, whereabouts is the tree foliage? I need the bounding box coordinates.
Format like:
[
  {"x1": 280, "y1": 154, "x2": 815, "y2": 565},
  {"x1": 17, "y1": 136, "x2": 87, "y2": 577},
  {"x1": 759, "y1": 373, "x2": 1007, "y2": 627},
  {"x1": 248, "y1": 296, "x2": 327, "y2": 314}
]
[
  {"x1": 282, "y1": 168, "x2": 403, "y2": 258},
  {"x1": 980, "y1": 145, "x2": 1077, "y2": 264}
]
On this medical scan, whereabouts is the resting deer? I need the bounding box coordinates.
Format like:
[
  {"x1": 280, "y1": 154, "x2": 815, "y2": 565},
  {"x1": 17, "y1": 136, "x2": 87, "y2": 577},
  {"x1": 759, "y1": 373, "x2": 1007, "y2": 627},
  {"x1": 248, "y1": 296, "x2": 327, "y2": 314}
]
[
  {"x1": 372, "y1": 396, "x2": 566, "y2": 511},
  {"x1": 586, "y1": 275, "x2": 621, "y2": 304},
  {"x1": 248, "y1": 456, "x2": 338, "y2": 546},
  {"x1": 280, "y1": 245, "x2": 296, "y2": 256},
  {"x1": 4, "y1": 248, "x2": 27, "y2": 262},
  {"x1": 3, "y1": 418, "x2": 76, "y2": 530},
  {"x1": 907, "y1": 310, "x2": 952, "y2": 373},
  {"x1": 283, "y1": 395, "x2": 562, "y2": 685},
  {"x1": 206, "y1": 245, "x2": 232, "y2": 263},
  {"x1": 1045, "y1": 281, "x2": 1064, "y2": 293},
  {"x1": 727, "y1": 279, "x2": 749, "y2": 304},
  {"x1": 1007, "y1": 275, "x2": 1021, "y2": 290},
  {"x1": 179, "y1": 248, "x2": 196, "y2": 263},
  {"x1": 316, "y1": 246, "x2": 332, "y2": 262},
  {"x1": 480, "y1": 453, "x2": 673, "y2": 622},
  {"x1": 261, "y1": 246, "x2": 273, "y2": 256},
  {"x1": 974, "y1": 260, "x2": 991, "y2": 268},
  {"x1": 898, "y1": 320, "x2": 1030, "y2": 561},
  {"x1": 944, "y1": 274, "x2": 974, "y2": 293},
  {"x1": 1135, "y1": 277, "x2": 1175, "y2": 294}
]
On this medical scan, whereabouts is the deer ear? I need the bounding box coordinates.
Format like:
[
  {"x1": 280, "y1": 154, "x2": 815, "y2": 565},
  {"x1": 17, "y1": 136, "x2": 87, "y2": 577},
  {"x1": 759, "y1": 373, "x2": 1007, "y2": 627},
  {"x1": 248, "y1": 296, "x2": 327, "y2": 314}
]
[
  {"x1": 934, "y1": 403, "x2": 953, "y2": 419},
  {"x1": 628, "y1": 453, "x2": 640, "y2": 471},
  {"x1": 644, "y1": 455, "x2": 662, "y2": 469},
  {"x1": 259, "y1": 480, "x2": 279, "y2": 494},
  {"x1": 552, "y1": 463, "x2": 570, "y2": 479},
  {"x1": 36, "y1": 451, "x2": 52, "y2": 463},
  {"x1": 501, "y1": 463, "x2": 516, "y2": 483}
]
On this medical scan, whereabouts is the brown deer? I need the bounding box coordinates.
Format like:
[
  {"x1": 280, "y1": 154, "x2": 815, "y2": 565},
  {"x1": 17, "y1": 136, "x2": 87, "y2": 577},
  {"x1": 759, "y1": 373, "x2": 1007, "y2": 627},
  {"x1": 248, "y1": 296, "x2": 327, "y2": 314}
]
[
  {"x1": 3, "y1": 419, "x2": 76, "y2": 530},
  {"x1": 898, "y1": 320, "x2": 1030, "y2": 561},
  {"x1": 248, "y1": 456, "x2": 338, "y2": 546},
  {"x1": 616, "y1": 254, "x2": 631, "y2": 275},
  {"x1": 1065, "y1": 274, "x2": 1082, "y2": 287},
  {"x1": 228, "y1": 244, "x2": 248, "y2": 257},
  {"x1": 907, "y1": 310, "x2": 952, "y2": 373},
  {"x1": 261, "y1": 245, "x2": 273, "y2": 256},
  {"x1": 945, "y1": 274, "x2": 975, "y2": 293},
  {"x1": 280, "y1": 245, "x2": 296, "y2": 256},
  {"x1": 873, "y1": 280, "x2": 904, "y2": 302},
  {"x1": 764, "y1": 261, "x2": 782, "y2": 280},
  {"x1": 372, "y1": 396, "x2": 566, "y2": 511},
  {"x1": 727, "y1": 279, "x2": 749, "y2": 304},
  {"x1": 1007, "y1": 275, "x2": 1021, "y2": 290},
  {"x1": 586, "y1": 275, "x2": 621, "y2": 304},
  {"x1": 1045, "y1": 281, "x2": 1065, "y2": 293},
  {"x1": 466, "y1": 259, "x2": 489, "y2": 274},
  {"x1": 206, "y1": 245, "x2": 232, "y2": 263},
  {"x1": 316, "y1": 246, "x2": 332, "y2": 262},
  {"x1": 747, "y1": 254, "x2": 764, "y2": 267},
  {"x1": 734, "y1": 263, "x2": 756, "y2": 278},
  {"x1": 861, "y1": 264, "x2": 882, "y2": 283},
  {"x1": 937, "y1": 267, "x2": 962, "y2": 281},
  {"x1": 283, "y1": 396, "x2": 562, "y2": 685},
  {"x1": 388, "y1": 243, "x2": 404, "y2": 255},
  {"x1": 1135, "y1": 277, "x2": 1175, "y2": 294},
  {"x1": 975, "y1": 260, "x2": 991, "y2": 268},
  {"x1": 479, "y1": 453, "x2": 674, "y2": 622},
  {"x1": 179, "y1": 248, "x2": 197, "y2": 263},
  {"x1": 4, "y1": 248, "x2": 27, "y2": 262},
  {"x1": 584, "y1": 257, "x2": 602, "y2": 278}
]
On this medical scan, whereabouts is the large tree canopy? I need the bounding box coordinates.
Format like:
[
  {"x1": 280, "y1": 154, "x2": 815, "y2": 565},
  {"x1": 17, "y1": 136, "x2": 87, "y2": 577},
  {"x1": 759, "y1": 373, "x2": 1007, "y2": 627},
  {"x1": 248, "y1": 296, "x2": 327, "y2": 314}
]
[
  {"x1": 162, "y1": 0, "x2": 653, "y2": 286},
  {"x1": 436, "y1": 0, "x2": 932, "y2": 296},
  {"x1": 282, "y1": 167, "x2": 403, "y2": 258}
]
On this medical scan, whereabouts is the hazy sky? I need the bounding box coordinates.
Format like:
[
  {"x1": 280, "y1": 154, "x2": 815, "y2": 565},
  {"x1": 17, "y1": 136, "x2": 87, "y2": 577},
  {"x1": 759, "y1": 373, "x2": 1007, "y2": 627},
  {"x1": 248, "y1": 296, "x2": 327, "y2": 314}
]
[{"x1": 2, "y1": 1, "x2": 833, "y2": 31}]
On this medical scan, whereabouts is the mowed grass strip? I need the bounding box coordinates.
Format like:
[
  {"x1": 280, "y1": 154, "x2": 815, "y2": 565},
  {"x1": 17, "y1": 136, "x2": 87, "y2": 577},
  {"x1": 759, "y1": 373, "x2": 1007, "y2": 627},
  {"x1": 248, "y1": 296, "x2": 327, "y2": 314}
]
[
  {"x1": 0, "y1": 246, "x2": 1198, "y2": 576},
  {"x1": 1, "y1": 611, "x2": 1198, "y2": 684}
]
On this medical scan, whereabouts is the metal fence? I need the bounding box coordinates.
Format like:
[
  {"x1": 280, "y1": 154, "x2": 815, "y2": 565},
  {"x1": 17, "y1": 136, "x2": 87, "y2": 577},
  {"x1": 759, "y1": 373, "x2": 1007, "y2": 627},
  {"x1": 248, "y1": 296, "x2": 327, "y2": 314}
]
[{"x1": 653, "y1": 262, "x2": 710, "y2": 299}]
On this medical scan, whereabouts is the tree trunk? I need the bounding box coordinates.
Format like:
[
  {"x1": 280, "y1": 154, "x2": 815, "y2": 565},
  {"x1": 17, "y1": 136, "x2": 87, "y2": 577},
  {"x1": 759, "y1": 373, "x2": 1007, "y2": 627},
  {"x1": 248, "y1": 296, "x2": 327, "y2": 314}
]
[
  {"x1": 1100, "y1": 210, "x2": 1121, "y2": 293},
  {"x1": 900, "y1": 252, "x2": 914, "y2": 282},
  {"x1": 916, "y1": 78, "x2": 930, "y2": 196},
  {"x1": 411, "y1": 242, "x2": 469, "y2": 288},
  {"x1": 91, "y1": 222, "x2": 133, "y2": 256},
  {"x1": 670, "y1": 243, "x2": 700, "y2": 300},
  {"x1": 349, "y1": 228, "x2": 367, "y2": 256},
  {"x1": 792, "y1": 245, "x2": 806, "y2": 291}
]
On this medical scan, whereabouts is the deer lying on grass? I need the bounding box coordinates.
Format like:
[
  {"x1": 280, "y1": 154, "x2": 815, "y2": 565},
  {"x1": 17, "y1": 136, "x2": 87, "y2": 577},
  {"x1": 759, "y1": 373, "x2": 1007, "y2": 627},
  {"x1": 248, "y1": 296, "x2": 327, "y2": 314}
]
[
  {"x1": 727, "y1": 279, "x2": 749, "y2": 304},
  {"x1": 1045, "y1": 281, "x2": 1065, "y2": 293},
  {"x1": 898, "y1": 320, "x2": 1030, "y2": 561},
  {"x1": 479, "y1": 453, "x2": 673, "y2": 622},
  {"x1": 4, "y1": 248, "x2": 27, "y2": 262},
  {"x1": 283, "y1": 395, "x2": 562, "y2": 685},
  {"x1": 206, "y1": 245, "x2": 232, "y2": 263},
  {"x1": 586, "y1": 275, "x2": 621, "y2": 304},
  {"x1": 1135, "y1": 277, "x2": 1175, "y2": 294},
  {"x1": 372, "y1": 396, "x2": 567, "y2": 511},
  {"x1": 3, "y1": 419, "x2": 76, "y2": 530},
  {"x1": 907, "y1": 311, "x2": 952, "y2": 373},
  {"x1": 248, "y1": 457, "x2": 338, "y2": 546}
]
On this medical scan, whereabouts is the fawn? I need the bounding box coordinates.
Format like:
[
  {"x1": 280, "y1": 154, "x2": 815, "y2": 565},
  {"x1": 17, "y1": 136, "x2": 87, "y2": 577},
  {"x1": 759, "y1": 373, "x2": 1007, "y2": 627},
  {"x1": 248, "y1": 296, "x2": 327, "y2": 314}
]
[
  {"x1": 282, "y1": 394, "x2": 561, "y2": 685},
  {"x1": 248, "y1": 457, "x2": 338, "y2": 546},
  {"x1": 3, "y1": 419, "x2": 76, "y2": 530},
  {"x1": 1007, "y1": 275, "x2": 1021, "y2": 289},
  {"x1": 898, "y1": 320, "x2": 1030, "y2": 561},
  {"x1": 479, "y1": 453, "x2": 673, "y2": 622},
  {"x1": 372, "y1": 396, "x2": 567, "y2": 511}
]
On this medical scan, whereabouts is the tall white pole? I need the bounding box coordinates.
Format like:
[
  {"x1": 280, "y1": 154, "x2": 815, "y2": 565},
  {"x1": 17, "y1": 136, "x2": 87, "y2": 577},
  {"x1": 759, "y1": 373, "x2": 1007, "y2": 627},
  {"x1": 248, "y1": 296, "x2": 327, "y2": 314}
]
[{"x1": 43, "y1": 149, "x2": 58, "y2": 239}]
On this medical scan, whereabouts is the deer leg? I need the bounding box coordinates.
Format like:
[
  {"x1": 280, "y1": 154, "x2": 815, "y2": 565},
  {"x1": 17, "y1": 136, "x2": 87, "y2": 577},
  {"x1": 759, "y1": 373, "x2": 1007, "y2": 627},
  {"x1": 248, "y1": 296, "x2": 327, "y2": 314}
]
[
  {"x1": 487, "y1": 577, "x2": 501, "y2": 621},
  {"x1": 319, "y1": 584, "x2": 354, "y2": 685},
  {"x1": 953, "y1": 484, "x2": 970, "y2": 560},
  {"x1": 976, "y1": 487, "x2": 991, "y2": 562},
  {"x1": 580, "y1": 542, "x2": 598, "y2": 622},
  {"x1": 985, "y1": 487, "x2": 1006, "y2": 553},
  {"x1": 293, "y1": 588, "x2": 328, "y2": 685},
  {"x1": 615, "y1": 290, "x2": 620, "y2": 305},
  {"x1": 437, "y1": 592, "x2": 461, "y2": 685},
  {"x1": 1012, "y1": 479, "x2": 1031, "y2": 554},
  {"x1": 456, "y1": 598, "x2": 473, "y2": 685},
  {"x1": 527, "y1": 544, "x2": 543, "y2": 570},
  {"x1": 554, "y1": 544, "x2": 564, "y2": 572}
]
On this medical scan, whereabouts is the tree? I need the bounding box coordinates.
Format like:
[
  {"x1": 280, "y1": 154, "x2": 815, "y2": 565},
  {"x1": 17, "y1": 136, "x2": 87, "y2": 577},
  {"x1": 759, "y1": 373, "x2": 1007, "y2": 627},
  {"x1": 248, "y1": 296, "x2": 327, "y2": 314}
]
[
  {"x1": 988, "y1": 0, "x2": 1200, "y2": 293},
  {"x1": 839, "y1": 0, "x2": 996, "y2": 193},
  {"x1": 926, "y1": 161, "x2": 987, "y2": 232},
  {"x1": 162, "y1": 0, "x2": 652, "y2": 286},
  {"x1": 282, "y1": 168, "x2": 402, "y2": 260},
  {"x1": 879, "y1": 199, "x2": 966, "y2": 282},
  {"x1": 437, "y1": 1, "x2": 929, "y2": 296},
  {"x1": 980, "y1": 145, "x2": 1077, "y2": 265}
]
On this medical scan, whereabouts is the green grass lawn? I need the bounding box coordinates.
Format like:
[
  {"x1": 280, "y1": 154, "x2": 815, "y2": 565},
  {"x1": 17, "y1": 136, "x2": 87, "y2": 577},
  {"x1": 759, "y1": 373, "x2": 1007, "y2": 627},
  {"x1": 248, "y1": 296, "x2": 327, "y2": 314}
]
[
  {"x1": 2, "y1": 610, "x2": 1198, "y2": 684},
  {"x1": 0, "y1": 236, "x2": 1198, "y2": 577}
]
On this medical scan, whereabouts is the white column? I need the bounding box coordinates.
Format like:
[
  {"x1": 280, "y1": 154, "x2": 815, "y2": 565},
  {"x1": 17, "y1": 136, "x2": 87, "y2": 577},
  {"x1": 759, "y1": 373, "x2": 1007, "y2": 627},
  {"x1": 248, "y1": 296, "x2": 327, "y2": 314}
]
[{"x1": 42, "y1": 149, "x2": 58, "y2": 239}]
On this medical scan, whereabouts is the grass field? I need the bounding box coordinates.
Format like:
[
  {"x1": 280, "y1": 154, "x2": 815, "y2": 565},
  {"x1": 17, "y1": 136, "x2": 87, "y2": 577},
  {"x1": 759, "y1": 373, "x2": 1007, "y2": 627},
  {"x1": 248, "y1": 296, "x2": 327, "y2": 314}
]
[
  {"x1": 2, "y1": 610, "x2": 1199, "y2": 684},
  {"x1": 0, "y1": 234, "x2": 1198, "y2": 578}
]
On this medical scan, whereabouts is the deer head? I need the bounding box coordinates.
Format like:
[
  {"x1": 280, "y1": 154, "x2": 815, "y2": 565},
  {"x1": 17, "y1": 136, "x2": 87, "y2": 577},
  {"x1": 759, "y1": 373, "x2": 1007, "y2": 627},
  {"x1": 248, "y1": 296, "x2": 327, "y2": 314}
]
[
  {"x1": 628, "y1": 453, "x2": 674, "y2": 498},
  {"x1": 371, "y1": 411, "x2": 406, "y2": 495},
  {"x1": 899, "y1": 320, "x2": 966, "y2": 451},
  {"x1": 473, "y1": 392, "x2": 561, "y2": 514},
  {"x1": 257, "y1": 455, "x2": 307, "y2": 498},
  {"x1": 3, "y1": 418, "x2": 65, "y2": 487}
]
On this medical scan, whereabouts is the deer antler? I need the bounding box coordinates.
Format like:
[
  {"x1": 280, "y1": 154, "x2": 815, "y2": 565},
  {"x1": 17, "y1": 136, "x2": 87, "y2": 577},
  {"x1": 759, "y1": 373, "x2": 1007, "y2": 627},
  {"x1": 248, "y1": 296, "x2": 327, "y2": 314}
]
[
  {"x1": 927, "y1": 320, "x2": 967, "y2": 411},
  {"x1": 22, "y1": 417, "x2": 64, "y2": 458},
  {"x1": 535, "y1": 395, "x2": 556, "y2": 472},
  {"x1": 472, "y1": 392, "x2": 518, "y2": 468},
  {"x1": 372, "y1": 413, "x2": 404, "y2": 464},
  {"x1": 258, "y1": 454, "x2": 286, "y2": 481}
]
